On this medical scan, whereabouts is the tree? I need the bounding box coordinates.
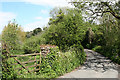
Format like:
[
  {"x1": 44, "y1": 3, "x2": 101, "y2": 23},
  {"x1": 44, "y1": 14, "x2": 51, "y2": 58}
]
[
  {"x1": 49, "y1": 7, "x2": 65, "y2": 25},
  {"x1": 85, "y1": 27, "x2": 94, "y2": 44},
  {"x1": 32, "y1": 27, "x2": 42, "y2": 36},
  {"x1": 1, "y1": 21, "x2": 26, "y2": 51},
  {"x1": 45, "y1": 7, "x2": 89, "y2": 50},
  {"x1": 100, "y1": 13, "x2": 119, "y2": 52},
  {"x1": 71, "y1": 0, "x2": 120, "y2": 63},
  {"x1": 43, "y1": 27, "x2": 48, "y2": 31},
  {"x1": 70, "y1": 0, "x2": 120, "y2": 23},
  {"x1": 26, "y1": 27, "x2": 42, "y2": 38}
]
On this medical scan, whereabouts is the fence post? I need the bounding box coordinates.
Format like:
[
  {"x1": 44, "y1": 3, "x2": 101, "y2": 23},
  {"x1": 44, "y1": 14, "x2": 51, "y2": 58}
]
[
  {"x1": 39, "y1": 52, "x2": 41, "y2": 70},
  {"x1": 34, "y1": 56, "x2": 36, "y2": 71}
]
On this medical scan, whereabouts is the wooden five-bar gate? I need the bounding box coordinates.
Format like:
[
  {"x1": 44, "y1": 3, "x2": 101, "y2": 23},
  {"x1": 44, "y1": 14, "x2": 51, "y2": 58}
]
[
  {"x1": 8, "y1": 44, "x2": 57, "y2": 74},
  {"x1": 10, "y1": 52, "x2": 42, "y2": 74}
]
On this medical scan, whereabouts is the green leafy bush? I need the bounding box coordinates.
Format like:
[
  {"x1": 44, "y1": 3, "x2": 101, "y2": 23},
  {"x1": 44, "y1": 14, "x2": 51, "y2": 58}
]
[
  {"x1": 1, "y1": 21, "x2": 26, "y2": 50},
  {"x1": 92, "y1": 46, "x2": 102, "y2": 52},
  {"x1": 44, "y1": 8, "x2": 89, "y2": 51},
  {"x1": 22, "y1": 35, "x2": 46, "y2": 54},
  {"x1": 38, "y1": 44, "x2": 85, "y2": 78},
  {"x1": 2, "y1": 53, "x2": 17, "y2": 79}
]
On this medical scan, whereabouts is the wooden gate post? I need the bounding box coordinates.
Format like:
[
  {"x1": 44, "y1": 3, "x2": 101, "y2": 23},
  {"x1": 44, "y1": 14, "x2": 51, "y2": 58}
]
[
  {"x1": 34, "y1": 56, "x2": 36, "y2": 71},
  {"x1": 39, "y1": 52, "x2": 41, "y2": 70}
]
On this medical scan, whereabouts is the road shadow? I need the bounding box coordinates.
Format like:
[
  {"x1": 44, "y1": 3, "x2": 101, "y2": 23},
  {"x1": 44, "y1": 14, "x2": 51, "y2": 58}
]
[{"x1": 80, "y1": 49, "x2": 118, "y2": 73}]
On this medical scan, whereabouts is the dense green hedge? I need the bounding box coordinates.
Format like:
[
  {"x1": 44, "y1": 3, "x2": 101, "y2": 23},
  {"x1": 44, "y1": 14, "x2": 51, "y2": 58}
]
[
  {"x1": 2, "y1": 44, "x2": 85, "y2": 79},
  {"x1": 17, "y1": 45, "x2": 85, "y2": 78},
  {"x1": 22, "y1": 35, "x2": 46, "y2": 54}
]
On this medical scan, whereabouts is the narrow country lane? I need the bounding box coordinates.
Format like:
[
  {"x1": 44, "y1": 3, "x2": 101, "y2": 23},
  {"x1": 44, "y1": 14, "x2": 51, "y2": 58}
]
[{"x1": 59, "y1": 49, "x2": 119, "y2": 78}]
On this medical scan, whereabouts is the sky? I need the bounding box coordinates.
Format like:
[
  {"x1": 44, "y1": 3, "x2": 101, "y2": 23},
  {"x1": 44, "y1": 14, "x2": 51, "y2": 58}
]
[{"x1": 0, "y1": 0, "x2": 73, "y2": 34}]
